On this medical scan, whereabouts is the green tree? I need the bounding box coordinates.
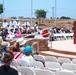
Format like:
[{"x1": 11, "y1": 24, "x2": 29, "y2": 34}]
[
  {"x1": 35, "y1": 9, "x2": 47, "y2": 18},
  {"x1": 0, "y1": 4, "x2": 3, "y2": 14},
  {"x1": 60, "y1": 16, "x2": 71, "y2": 19},
  {"x1": 0, "y1": 4, "x2": 3, "y2": 21},
  {"x1": 35, "y1": 9, "x2": 47, "y2": 24}
]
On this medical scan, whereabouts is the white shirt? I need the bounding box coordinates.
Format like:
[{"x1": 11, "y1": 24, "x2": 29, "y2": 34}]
[
  {"x1": 24, "y1": 21, "x2": 30, "y2": 26},
  {"x1": 10, "y1": 21, "x2": 17, "y2": 26},
  {"x1": 3, "y1": 22, "x2": 8, "y2": 28},
  {"x1": 16, "y1": 21, "x2": 20, "y2": 26},
  {"x1": 21, "y1": 55, "x2": 35, "y2": 63}
]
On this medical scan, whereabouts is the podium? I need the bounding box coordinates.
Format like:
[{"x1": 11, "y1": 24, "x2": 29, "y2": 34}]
[{"x1": 74, "y1": 21, "x2": 76, "y2": 44}]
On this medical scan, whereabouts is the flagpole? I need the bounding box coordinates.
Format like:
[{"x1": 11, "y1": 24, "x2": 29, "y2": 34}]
[{"x1": 54, "y1": 0, "x2": 57, "y2": 27}]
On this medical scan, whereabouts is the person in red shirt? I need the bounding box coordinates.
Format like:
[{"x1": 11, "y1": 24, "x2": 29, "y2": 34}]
[{"x1": 42, "y1": 29, "x2": 49, "y2": 37}]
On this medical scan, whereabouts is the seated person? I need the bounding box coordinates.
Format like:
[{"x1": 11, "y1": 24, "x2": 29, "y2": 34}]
[
  {"x1": 21, "y1": 45, "x2": 35, "y2": 63},
  {"x1": 2, "y1": 20, "x2": 8, "y2": 28},
  {"x1": 0, "y1": 44, "x2": 6, "y2": 56},
  {"x1": 0, "y1": 51, "x2": 18, "y2": 75},
  {"x1": 15, "y1": 30, "x2": 22, "y2": 38},
  {"x1": 1, "y1": 28, "x2": 6, "y2": 41},
  {"x1": 8, "y1": 44, "x2": 23, "y2": 61},
  {"x1": 12, "y1": 42, "x2": 20, "y2": 52}
]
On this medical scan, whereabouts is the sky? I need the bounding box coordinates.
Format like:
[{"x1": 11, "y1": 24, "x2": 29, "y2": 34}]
[{"x1": 0, "y1": 0, "x2": 76, "y2": 19}]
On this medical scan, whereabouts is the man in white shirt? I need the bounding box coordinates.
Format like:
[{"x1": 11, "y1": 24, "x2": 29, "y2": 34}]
[
  {"x1": 15, "y1": 19, "x2": 20, "y2": 27},
  {"x1": 10, "y1": 19, "x2": 14, "y2": 27},
  {"x1": 24, "y1": 20, "x2": 30, "y2": 27},
  {"x1": 2, "y1": 20, "x2": 8, "y2": 28},
  {"x1": 10, "y1": 19, "x2": 17, "y2": 27}
]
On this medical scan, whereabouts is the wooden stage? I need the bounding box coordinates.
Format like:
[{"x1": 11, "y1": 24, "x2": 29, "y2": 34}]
[{"x1": 40, "y1": 39, "x2": 76, "y2": 59}]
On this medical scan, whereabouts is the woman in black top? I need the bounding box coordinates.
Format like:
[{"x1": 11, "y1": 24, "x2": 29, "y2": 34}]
[{"x1": 0, "y1": 51, "x2": 18, "y2": 75}]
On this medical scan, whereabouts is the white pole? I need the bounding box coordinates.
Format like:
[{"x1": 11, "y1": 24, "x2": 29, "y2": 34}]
[
  {"x1": 54, "y1": 0, "x2": 57, "y2": 27},
  {"x1": 31, "y1": 0, "x2": 33, "y2": 26},
  {"x1": 52, "y1": 7, "x2": 54, "y2": 20}
]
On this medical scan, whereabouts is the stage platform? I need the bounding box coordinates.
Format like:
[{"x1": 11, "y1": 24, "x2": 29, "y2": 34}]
[{"x1": 40, "y1": 39, "x2": 76, "y2": 59}]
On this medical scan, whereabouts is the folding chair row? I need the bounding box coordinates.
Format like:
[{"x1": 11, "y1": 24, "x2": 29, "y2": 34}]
[
  {"x1": 17, "y1": 66, "x2": 76, "y2": 75},
  {"x1": 33, "y1": 55, "x2": 72, "y2": 64},
  {"x1": 18, "y1": 59, "x2": 44, "y2": 68},
  {"x1": 45, "y1": 61, "x2": 76, "y2": 72},
  {"x1": 17, "y1": 66, "x2": 54, "y2": 75}
]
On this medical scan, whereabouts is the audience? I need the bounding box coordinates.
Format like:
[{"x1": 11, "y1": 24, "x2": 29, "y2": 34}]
[{"x1": 0, "y1": 51, "x2": 18, "y2": 75}]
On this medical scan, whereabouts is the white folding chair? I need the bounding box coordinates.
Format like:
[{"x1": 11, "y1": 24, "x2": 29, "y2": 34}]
[
  {"x1": 18, "y1": 72, "x2": 22, "y2": 75},
  {"x1": 62, "y1": 63, "x2": 76, "y2": 71},
  {"x1": 35, "y1": 68, "x2": 54, "y2": 75},
  {"x1": 17, "y1": 66, "x2": 35, "y2": 75},
  {"x1": 18, "y1": 59, "x2": 30, "y2": 67},
  {"x1": 33, "y1": 55, "x2": 45, "y2": 63},
  {"x1": 56, "y1": 71, "x2": 76, "y2": 75},
  {"x1": 30, "y1": 61, "x2": 44, "y2": 68},
  {"x1": 72, "y1": 59, "x2": 76, "y2": 64},
  {"x1": 45, "y1": 56, "x2": 58, "y2": 62},
  {"x1": 58, "y1": 57, "x2": 71, "y2": 64},
  {"x1": 45, "y1": 61, "x2": 61, "y2": 71}
]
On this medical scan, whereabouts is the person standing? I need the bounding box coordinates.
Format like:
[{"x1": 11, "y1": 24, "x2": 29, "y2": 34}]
[{"x1": 34, "y1": 22, "x2": 38, "y2": 32}]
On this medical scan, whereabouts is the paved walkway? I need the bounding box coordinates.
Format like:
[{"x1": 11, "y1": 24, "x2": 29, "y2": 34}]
[
  {"x1": 48, "y1": 39, "x2": 76, "y2": 52},
  {"x1": 40, "y1": 39, "x2": 76, "y2": 59}
]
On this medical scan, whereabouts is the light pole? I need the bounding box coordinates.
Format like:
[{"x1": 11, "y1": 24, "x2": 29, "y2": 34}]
[
  {"x1": 54, "y1": 0, "x2": 57, "y2": 27},
  {"x1": 2, "y1": 0, "x2": 4, "y2": 24},
  {"x1": 52, "y1": 7, "x2": 54, "y2": 20},
  {"x1": 31, "y1": 0, "x2": 33, "y2": 26}
]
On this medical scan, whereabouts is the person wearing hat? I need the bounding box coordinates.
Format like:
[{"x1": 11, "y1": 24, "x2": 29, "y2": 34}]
[
  {"x1": 16, "y1": 37, "x2": 26, "y2": 46},
  {"x1": 21, "y1": 45, "x2": 35, "y2": 63}
]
